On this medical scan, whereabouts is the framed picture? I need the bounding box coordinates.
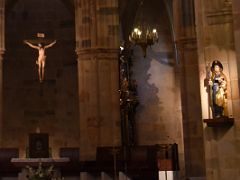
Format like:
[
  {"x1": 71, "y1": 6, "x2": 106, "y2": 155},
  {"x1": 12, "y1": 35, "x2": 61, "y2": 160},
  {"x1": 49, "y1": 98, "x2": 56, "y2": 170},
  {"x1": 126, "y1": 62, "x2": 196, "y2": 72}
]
[{"x1": 29, "y1": 133, "x2": 49, "y2": 158}]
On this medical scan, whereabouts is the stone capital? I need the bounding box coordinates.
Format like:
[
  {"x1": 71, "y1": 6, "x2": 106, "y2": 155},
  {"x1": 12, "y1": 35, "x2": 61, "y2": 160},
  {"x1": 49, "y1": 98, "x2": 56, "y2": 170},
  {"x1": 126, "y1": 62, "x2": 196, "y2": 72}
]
[
  {"x1": 176, "y1": 36, "x2": 197, "y2": 51},
  {"x1": 206, "y1": 9, "x2": 233, "y2": 25}
]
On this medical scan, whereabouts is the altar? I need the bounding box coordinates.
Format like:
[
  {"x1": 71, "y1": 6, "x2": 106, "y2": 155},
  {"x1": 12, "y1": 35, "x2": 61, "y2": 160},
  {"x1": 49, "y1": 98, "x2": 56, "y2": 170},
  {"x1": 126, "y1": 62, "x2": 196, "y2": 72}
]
[{"x1": 11, "y1": 158, "x2": 70, "y2": 180}]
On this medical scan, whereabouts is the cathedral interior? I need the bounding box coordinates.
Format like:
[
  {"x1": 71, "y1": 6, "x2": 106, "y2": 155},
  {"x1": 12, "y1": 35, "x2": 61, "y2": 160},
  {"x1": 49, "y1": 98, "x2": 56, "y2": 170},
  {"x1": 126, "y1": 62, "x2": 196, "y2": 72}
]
[{"x1": 0, "y1": 0, "x2": 240, "y2": 180}]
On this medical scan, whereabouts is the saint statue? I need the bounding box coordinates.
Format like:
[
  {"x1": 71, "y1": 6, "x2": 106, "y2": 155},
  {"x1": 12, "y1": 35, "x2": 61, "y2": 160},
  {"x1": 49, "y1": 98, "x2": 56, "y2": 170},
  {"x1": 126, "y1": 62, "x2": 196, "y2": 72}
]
[
  {"x1": 24, "y1": 38, "x2": 56, "y2": 82},
  {"x1": 208, "y1": 60, "x2": 228, "y2": 118}
]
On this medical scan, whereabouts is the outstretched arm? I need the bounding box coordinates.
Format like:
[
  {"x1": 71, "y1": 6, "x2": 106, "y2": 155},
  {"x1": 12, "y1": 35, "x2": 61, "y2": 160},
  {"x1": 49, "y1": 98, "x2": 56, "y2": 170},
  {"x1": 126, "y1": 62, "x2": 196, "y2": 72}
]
[
  {"x1": 45, "y1": 40, "x2": 57, "y2": 49},
  {"x1": 24, "y1": 40, "x2": 39, "y2": 49}
]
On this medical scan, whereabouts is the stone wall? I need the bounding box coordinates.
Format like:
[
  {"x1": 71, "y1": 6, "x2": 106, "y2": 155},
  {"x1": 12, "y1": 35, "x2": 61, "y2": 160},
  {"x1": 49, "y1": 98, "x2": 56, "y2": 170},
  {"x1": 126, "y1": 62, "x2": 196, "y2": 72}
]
[
  {"x1": 3, "y1": 0, "x2": 78, "y2": 158},
  {"x1": 195, "y1": 0, "x2": 240, "y2": 179},
  {"x1": 131, "y1": 1, "x2": 185, "y2": 178}
]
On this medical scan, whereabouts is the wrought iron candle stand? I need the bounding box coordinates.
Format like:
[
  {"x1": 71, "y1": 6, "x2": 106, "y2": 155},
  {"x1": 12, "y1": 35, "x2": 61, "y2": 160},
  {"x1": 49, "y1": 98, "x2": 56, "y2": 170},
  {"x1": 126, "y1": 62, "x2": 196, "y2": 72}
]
[{"x1": 119, "y1": 43, "x2": 138, "y2": 147}]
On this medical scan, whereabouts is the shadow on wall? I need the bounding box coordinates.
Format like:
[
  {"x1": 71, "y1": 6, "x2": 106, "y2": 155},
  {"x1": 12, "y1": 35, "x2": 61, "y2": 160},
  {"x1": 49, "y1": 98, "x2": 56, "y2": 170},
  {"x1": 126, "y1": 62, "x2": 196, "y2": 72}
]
[
  {"x1": 132, "y1": 45, "x2": 163, "y2": 122},
  {"x1": 148, "y1": 44, "x2": 175, "y2": 67},
  {"x1": 131, "y1": 38, "x2": 175, "y2": 122}
]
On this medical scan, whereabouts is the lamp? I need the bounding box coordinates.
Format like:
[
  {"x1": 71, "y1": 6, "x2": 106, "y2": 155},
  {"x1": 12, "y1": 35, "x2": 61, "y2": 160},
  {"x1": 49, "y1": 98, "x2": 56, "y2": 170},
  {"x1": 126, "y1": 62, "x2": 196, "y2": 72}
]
[{"x1": 129, "y1": 0, "x2": 158, "y2": 57}]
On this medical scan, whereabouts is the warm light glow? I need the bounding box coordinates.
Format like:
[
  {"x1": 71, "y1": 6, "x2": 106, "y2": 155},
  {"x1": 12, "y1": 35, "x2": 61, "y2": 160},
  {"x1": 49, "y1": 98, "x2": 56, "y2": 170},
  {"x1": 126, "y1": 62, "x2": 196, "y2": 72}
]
[
  {"x1": 129, "y1": 0, "x2": 158, "y2": 57},
  {"x1": 134, "y1": 28, "x2": 138, "y2": 33},
  {"x1": 120, "y1": 46, "x2": 124, "y2": 51},
  {"x1": 129, "y1": 26, "x2": 158, "y2": 57}
]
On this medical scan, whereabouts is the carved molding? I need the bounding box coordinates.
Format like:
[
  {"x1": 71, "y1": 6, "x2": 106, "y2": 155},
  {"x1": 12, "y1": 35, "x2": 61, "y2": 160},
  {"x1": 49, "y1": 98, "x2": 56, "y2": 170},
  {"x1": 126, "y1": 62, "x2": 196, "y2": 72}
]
[
  {"x1": 206, "y1": 9, "x2": 233, "y2": 25},
  {"x1": 76, "y1": 48, "x2": 119, "y2": 61},
  {"x1": 175, "y1": 37, "x2": 197, "y2": 51}
]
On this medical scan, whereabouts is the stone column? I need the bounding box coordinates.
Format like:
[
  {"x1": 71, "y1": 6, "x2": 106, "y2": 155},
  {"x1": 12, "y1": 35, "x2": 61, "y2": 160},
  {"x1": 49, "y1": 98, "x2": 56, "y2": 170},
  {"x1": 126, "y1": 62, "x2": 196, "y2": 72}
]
[
  {"x1": 0, "y1": 52, "x2": 3, "y2": 147},
  {"x1": 174, "y1": 0, "x2": 206, "y2": 178},
  {"x1": 232, "y1": 0, "x2": 240, "y2": 118},
  {"x1": 75, "y1": 0, "x2": 120, "y2": 160},
  {"x1": 0, "y1": 0, "x2": 5, "y2": 147}
]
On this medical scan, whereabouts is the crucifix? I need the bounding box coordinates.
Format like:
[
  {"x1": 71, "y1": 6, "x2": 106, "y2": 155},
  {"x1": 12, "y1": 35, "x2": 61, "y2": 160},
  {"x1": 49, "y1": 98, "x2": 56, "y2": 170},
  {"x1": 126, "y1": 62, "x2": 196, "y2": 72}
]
[{"x1": 24, "y1": 33, "x2": 56, "y2": 83}]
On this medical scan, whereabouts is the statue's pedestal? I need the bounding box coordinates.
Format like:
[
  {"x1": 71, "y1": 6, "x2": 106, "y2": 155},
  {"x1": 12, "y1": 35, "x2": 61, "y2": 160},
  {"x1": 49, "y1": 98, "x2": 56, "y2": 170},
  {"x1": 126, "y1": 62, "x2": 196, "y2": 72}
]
[{"x1": 203, "y1": 116, "x2": 234, "y2": 127}]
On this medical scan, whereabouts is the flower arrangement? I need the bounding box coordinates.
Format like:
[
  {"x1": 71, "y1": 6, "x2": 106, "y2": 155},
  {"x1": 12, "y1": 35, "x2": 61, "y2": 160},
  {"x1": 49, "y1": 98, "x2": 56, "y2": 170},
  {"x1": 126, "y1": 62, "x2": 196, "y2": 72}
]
[{"x1": 25, "y1": 163, "x2": 54, "y2": 180}]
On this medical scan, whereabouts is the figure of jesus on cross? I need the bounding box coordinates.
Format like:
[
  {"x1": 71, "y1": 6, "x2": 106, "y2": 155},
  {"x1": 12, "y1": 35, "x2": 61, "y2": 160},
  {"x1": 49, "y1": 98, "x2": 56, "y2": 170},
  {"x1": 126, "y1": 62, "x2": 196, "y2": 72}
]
[{"x1": 24, "y1": 33, "x2": 56, "y2": 82}]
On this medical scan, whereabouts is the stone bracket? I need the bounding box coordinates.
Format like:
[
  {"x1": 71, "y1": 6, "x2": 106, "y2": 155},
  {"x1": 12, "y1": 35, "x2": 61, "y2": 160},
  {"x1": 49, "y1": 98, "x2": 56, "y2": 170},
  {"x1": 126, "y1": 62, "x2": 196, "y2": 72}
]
[{"x1": 203, "y1": 117, "x2": 234, "y2": 127}]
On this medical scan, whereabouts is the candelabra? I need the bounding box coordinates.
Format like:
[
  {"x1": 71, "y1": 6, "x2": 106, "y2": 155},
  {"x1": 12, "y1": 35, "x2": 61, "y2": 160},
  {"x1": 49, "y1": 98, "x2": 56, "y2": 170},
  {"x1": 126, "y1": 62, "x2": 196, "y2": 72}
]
[
  {"x1": 129, "y1": 0, "x2": 159, "y2": 57},
  {"x1": 129, "y1": 27, "x2": 158, "y2": 57},
  {"x1": 119, "y1": 43, "x2": 138, "y2": 147}
]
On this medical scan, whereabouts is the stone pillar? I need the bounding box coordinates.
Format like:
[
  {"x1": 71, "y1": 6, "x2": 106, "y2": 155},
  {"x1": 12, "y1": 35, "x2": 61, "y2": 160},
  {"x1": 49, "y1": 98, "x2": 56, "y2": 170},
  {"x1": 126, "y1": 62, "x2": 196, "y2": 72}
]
[
  {"x1": 174, "y1": 0, "x2": 206, "y2": 178},
  {"x1": 0, "y1": 0, "x2": 5, "y2": 147},
  {"x1": 0, "y1": 52, "x2": 3, "y2": 147},
  {"x1": 75, "y1": 0, "x2": 120, "y2": 160},
  {"x1": 232, "y1": 0, "x2": 240, "y2": 117}
]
